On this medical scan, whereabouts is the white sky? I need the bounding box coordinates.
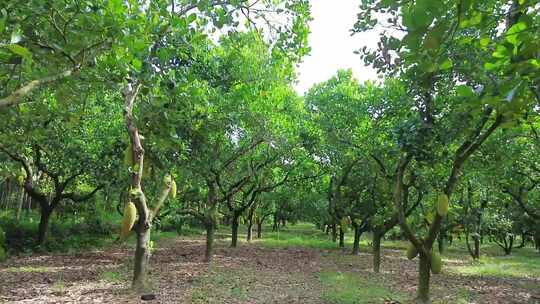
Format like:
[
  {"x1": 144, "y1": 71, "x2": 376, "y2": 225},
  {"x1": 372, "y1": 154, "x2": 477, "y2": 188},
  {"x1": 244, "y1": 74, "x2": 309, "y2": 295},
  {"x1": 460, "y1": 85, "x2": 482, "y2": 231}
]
[{"x1": 295, "y1": 1, "x2": 381, "y2": 95}]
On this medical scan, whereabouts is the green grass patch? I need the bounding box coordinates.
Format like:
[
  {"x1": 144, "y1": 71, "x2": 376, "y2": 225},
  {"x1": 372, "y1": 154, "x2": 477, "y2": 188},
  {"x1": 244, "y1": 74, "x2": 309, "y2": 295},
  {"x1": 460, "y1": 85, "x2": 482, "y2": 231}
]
[
  {"x1": 4, "y1": 265, "x2": 54, "y2": 273},
  {"x1": 450, "y1": 248, "x2": 540, "y2": 278},
  {"x1": 190, "y1": 266, "x2": 249, "y2": 303},
  {"x1": 255, "y1": 222, "x2": 357, "y2": 250},
  {"x1": 100, "y1": 270, "x2": 124, "y2": 283},
  {"x1": 319, "y1": 271, "x2": 404, "y2": 304}
]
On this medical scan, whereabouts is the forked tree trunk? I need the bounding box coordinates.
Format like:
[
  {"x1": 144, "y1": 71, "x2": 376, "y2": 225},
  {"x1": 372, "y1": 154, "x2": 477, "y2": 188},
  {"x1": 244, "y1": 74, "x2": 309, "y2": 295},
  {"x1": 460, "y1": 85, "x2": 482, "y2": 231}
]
[
  {"x1": 132, "y1": 226, "x2": 151, "y2": 290},
  {"x1": 372, "y1": 231, "x2": 382, "y2": 273}
]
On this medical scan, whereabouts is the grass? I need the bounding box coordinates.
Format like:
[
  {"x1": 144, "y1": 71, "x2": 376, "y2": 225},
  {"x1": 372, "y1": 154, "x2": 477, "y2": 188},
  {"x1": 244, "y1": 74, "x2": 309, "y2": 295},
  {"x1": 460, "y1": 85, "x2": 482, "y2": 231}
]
[
  {"x1": 189, "y1": 266, "x2": 250, "y2": 304},
  {"x1": 319, "y1": 271, "x2": 404, "y2": 304},
  {"x1": 4, "y1": 265, "x2": 54, "y2": 273},
  {"x1": 255, "y1": 222, "x2": 360, "y2": 250},
  {"x1": 100, "y1": 270, "x2": 124, "y2": 283},
  {"x1": 450, "y1": 247, "x2": 540, "y2": 278}
]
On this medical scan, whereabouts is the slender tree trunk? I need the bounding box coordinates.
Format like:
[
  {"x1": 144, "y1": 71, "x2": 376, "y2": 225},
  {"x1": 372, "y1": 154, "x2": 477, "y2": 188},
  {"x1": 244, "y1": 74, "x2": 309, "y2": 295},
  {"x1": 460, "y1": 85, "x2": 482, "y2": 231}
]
[
  {"x1": 231, "y1": 215, "x2": 239, "y2": 247},
  {"x1": 372, "y1": 231, "x2": 382, "y2": 273},
  {"x1": 205, "y1": 222, "x2": 215, "y2": 262},
  {"x1": 416, "y1": 251, "x2": 431, "y2": 304},
  {"x1": 16, "y1": 187, "x2": 25, "y2": 220},
  {"x1": 132, "y1": 227, "x2": 151, "y2": 290},
  {"x1": 474, "y1": 237, "x2": 480, "y2": 258},
  {"x1": 37, "y1": 205, "x2": 52, "y2": 246},
  {"x1": 534, "y1": 232, "x2": 540, "y2": 253},
  {"x1": 505, "y1": 235, "x2": 514, "y2": 255},
  {"x1": 246, "y1": 220, "x2": 253, "y2": 242},
  {"x1": 351, "y1": 224, "x2": 361, "y2": 255},
  {"x1": 437, "y1": 234, "x2": 444, "y2": 254},
  {"x1": 517, "y1": 233, "x2": 526, "y2": 248},
  {"x1": 331, "y1": 223, "x2": 337, "y2": 242},
  {"x1": 257, "y1": 221, "x2": 262, "y2": 238},
  {"x1": 339, "y1": 227, "x2": 345, "y2": 248}
]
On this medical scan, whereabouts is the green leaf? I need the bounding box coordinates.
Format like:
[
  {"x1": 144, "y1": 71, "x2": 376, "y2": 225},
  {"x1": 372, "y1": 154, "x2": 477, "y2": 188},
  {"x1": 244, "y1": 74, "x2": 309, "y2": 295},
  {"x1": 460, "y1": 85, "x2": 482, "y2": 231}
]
[
  {"x1": 506, "y1": 21, "x2": 527, "y2": 46},
  {"x1": 492, "y1": 45, "x2": 510, "y2": 59},
  {"x1": 459, "y1": 12, "x2": 482, "y2": 28},
  {"x1": 439, "y1": 58, "x2": 453, "y2": 70},
  {"x1": 456, "y1": 85, "x2": 474, "y2": 98},
  {"x1": 7, "y1": 44, "x2": 32, "y2": 60},
  {"x1": 479, "y1": 37, "x2": 490, "y2": 47},
  {"x1": 484, "y1": 61, "x2": 499, "y2": 70},
  {"x1": 131, "y1": 58, "x2": 142, "y2": 71}
]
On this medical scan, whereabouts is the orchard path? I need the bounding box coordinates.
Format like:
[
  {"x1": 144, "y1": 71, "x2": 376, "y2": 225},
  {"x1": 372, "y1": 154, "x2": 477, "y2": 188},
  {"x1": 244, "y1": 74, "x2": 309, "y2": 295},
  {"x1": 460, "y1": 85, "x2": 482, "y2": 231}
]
[{"x1": 0, "y1": 235, "x2": 539, "y2": 303}]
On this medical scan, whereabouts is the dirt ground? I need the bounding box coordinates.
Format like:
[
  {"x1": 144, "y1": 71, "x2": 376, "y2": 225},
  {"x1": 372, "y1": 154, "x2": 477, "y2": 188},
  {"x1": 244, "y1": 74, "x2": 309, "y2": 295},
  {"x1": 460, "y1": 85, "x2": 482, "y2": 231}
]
[{"x1": 0, "y1": 236, "x2": 539, "y2": 303}]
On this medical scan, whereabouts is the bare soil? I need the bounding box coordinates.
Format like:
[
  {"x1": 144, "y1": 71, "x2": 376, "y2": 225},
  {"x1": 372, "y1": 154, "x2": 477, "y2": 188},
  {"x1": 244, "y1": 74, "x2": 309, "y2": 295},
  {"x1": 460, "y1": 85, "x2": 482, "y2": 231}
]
[{"x1": 0, "y1": 236, "x2": 538, "y2": 303}]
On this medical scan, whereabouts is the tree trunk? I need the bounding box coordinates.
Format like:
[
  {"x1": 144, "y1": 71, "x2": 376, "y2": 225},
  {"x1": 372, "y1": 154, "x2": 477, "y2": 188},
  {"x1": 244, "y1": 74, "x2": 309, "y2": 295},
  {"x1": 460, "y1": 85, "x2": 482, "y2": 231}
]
[
  {"x1": 246, "y1": 220, "x2": 253, "y2": 242},
  {"x1": 437, "y1": 234, "x2": 444, "y2": 254},
  {"x1": 205, "y1": 222, "x2": 215, "y2": 262},
  {"x1": 517, "y1": 233, "x2": 526, "y2": 248},
  {"x1": 257, "y1": 221, "x2": 262, "y2": 239},
  {"x1": 132, "y1": 227, "x2": 151, "y2": 290},
  {"x1": 352, "y1": 224, "x2": 361, "y2": 255},
  {"x1": 505, "y1": 235, "x2": 514, "y2": 255},
  {"x1": 372, "y1": 231, "x2": 382, "y2": 273},
  {"x1": 231, "y1": 215, "x2": 239, "y2": 247},
  {"x1": 416, "y1": 251, "x2": 431, "y2": 304},
  {"x1": 474, "y1": 237, "x2": 480, "y2": 258},
  {"x1": 339, "y1": 227, "x2": 345, "y2": 248},
  {"x1": 16, "y1": 187, "x2": 25, "y2": 220},
  {"x1": 534, "y1": 232, "x2": 540, "y2": 253},
  {"x1": 331, "y1": 223, "x2": 337, "y2": 242},
  {"x1": 37, "y1": 205, "x2": 52, "y2": 246}
]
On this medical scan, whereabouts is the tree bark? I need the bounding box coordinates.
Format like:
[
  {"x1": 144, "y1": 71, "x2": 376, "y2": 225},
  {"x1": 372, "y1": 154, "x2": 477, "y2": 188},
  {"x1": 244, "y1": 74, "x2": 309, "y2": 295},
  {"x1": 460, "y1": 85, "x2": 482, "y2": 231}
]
[
  {"x1": 37, "y1": 205, "x2": 52, "y2": 246},
  {"x1": 437, "y1": 234, "x2": 444, "y2": 254},
  {"x1": 205, "y1": 222, "x2": 215, "y2": 262},
  {"x1": 416, "y1": 251, "x2": 431, "y2": 304},
  {"x1": 256, "y1": 221, "x2": 262, "y2": 238},
  {"x1": 16, "y1": 187, "x2": 25, "y2": 220},
  {"x1": 372, "y1": 231, "x2": 382, "y2": 273},
  {"x1": 231, "y1": 214, "x2": 239, "y2": 247},
  {"x1": 246, "y1": 220, "x2": 253, "y2": 242},
  {"x1": 352, "y1": 224, "x2": 361, "y2": 255},
  {"x1": 331, "y1": 223, "x2": 337, "y2": 242},
  {"x1": 132, "y1": 227, "x2": 151, "y2": 290},
  {"x1": 339, "y1": 226, "x2": 345, "y2": 248}
]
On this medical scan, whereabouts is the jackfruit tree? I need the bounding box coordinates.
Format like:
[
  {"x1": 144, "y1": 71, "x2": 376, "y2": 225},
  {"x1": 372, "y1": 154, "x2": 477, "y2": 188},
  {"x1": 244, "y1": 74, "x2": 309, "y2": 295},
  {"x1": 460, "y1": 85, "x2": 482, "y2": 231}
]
[
  {"x1": 354, "y1": 0, "x2": 540, "y2": 302},
  {"x1": 0, "y1": 91, "x2": 122, "y2": 246}
]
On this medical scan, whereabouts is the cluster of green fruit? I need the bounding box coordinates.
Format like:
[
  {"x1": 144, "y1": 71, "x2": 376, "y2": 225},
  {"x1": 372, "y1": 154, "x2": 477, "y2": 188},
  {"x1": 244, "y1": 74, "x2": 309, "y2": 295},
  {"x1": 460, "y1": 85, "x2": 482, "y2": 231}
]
[
  {"x1": 406, "y1": 244, "x2": 443, "y2": 274},
  {"x1": 119, "y1": 175, "x2": 177, "y2": 240},
  {"x1": 404, "y1": 193, "x2": 449, "y2": 274}
]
